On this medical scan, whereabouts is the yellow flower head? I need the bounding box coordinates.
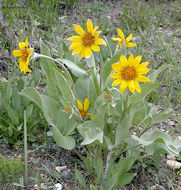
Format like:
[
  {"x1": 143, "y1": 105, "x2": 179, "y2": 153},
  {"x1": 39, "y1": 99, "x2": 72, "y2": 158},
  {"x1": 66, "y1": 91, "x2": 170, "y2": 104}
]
[
  {"x1": 13, "y1": 37, "x2": 33, "y2": 74},
  {"x1": 77, "y1": 98, "x2": 93, "y2": 119},
  {"x1": 67, "y1": 19, "x2": 106, "y2": 59},
  {"x1": 112, "y1": 29, "x2": 136, "y2": 48},
  {"x1": 64, "y1": 105, "x2": 72, "y2": 113},
  {"x1": 110, "y1": 54, "x2": 151, "y2": 94},
  {"x1": 103, "y1": 92, "x2": 112, "y2": 103}
]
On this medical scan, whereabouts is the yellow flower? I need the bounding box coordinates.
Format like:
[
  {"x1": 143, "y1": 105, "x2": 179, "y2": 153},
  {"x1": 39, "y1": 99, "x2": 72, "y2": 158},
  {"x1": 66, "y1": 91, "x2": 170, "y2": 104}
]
[
  {"x1": 64, "y1": 105, "x2": 72, "y2": 113},
  {"x1": 110, "y1": 54, "x2": 151, "y2": 94},
  {"x1": 103, "y1": 92, "x2": 112, "y2": 103},
  {"x1": 112, "y1": 29, "x2": 136, "y2": 48},
  {"x1": 77, "y1": 98, "x2": 93, "y2": 119},
  {"x1": 67, "y1": 19, "x2": 106, "y2": 59},
  {"x1": 13, "y1": 37, "x2": 33, "y2": 74}
]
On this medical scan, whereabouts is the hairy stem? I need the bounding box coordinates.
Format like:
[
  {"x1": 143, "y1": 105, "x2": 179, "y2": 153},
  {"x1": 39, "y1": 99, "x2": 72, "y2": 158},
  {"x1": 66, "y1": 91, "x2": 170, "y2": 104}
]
[{"x1": 101, "y1": 148, "x2": 112, "y2": 187}]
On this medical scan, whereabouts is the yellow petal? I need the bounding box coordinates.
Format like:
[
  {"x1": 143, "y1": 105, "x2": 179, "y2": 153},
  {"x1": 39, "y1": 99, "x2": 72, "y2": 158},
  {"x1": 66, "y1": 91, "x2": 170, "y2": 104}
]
[
  {"x1": 137, "y1": 68, "x2": 150, "y2": 74},
  {"x1": 18, "y1": 42, "x2": 25, "y2": 49},
  {"x1": 67, "y1": 36, "x2": 81, "y2": 42},
  {"x1": 73, "y1": 24, "x2": 85, "y2": 36},
  {"x1": 128, "y1": 54, "x2": 134, "y2": 65},
  {"x1": 69, "y1": 42, "x2": 82, "y2": 50},
  {"x1": 135, "y1": 55, "x2": 142, "y2": 65},
  {"x1": 91, "y1": 45, "x2": 100, "y2": 52},
  {"x1": 87, "y1": 19, "x2": 94, "y2": 33},
  {"x1": 118, "y1": 41, "x2": 124, "y2": 48},
  {"x1": 126, "y1": 43, "x2": 136, "y2": 47},
  {"x1": 128, "y1": 80, "x2": 135, "y2": 93},
  {"x1": 117, "y1": 29, "x2": 125, "y2": 39},
  {"x1": 18, "y1": 58, "x2": 26, "y2": 65},
  {"x1": 77, "y1": 99, "x2": 83, "y2": 110},
  {"x1": 13, "y1": 50, "x2": 22, "y2": 57},
  {"x1": 109, "y1": 73, "x2": 120, "y2": 79},
  {"x1": 93, "y1": 26, "x2": 99, "y2": 34},
  {"x1": 111, "y1": 63, "x2": 121, "y2": 72},
  {"x1": 137, "y1": 76, "x2": 151, "y2": 82},
  {"x1": 120, "y1": 81, "x2": 128, "y2": 93},
  {"x1": 120, "y1": 55, "x2": 127, "y2": 64},
  {"x1": 112, "y1": 37, "x2": 122, "y2": 42},
  {"x1": 126, "y1": 34, "x2": 132, "y2": 42},
  {"x1": 25, "y1": 37, "x2": 28, "y2": 48},
  {"x1": 87, "y1": 113, "x2": 94, "y2": 119},
  {"x1": 72, "y1": 46, "x2": 83, "y2": 54},
  {"x1": 84, "y1": 98, "x2": 89, "y2": 112},
  {"x1": 111, "y1": 79, "x2": 122, "y2": 86},
  {"x1": 134, "y1": 81, "x2": 141, "y2": 93},
  {"x1": 19, "y1": 62, "x2": 25, "y2": 72},
  {"x1": 96, "y1": 38, "x2": 106, "y2": 46},
  {"x1": 139, "y1": 62, "x2": 149, "y2": 67},
  {"x1": 79, "y1": 50, "x2": 84, "y2": 59},
  {"x1": 84, "y1": 47, "x2": 92, "y2": 58}
]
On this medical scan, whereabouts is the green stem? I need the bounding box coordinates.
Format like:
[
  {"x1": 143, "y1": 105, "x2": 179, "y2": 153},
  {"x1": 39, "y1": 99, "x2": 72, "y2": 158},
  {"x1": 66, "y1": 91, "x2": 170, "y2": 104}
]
[
  {"x1": 120, "y1": 90, "x2": 129, "y2": 120},
  {"x1": 99, "y1": 52, "x2": 103, "y2": 95},
  {"x1": 113, "y1": 144, "x2": 140, "y2": 162},
  {"x1": 45, "y1": 120, "x2": 48, "y2": 157},
  {"x1": 24, "y1": 110, "x2": 28, "y2": 185}
]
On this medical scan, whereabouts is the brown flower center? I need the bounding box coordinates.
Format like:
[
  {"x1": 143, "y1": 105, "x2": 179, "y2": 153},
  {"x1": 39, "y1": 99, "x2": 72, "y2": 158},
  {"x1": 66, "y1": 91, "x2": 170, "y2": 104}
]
[
  {"x1": 79, "y1": 110, "x2": 87, "y2": 119},
  {"x1": 121, "y1": 66, "x2": 137, "y2": 81},
  {"x1": 21, "y1": 47, "x2": 29, "y2": 62},
  {"x1": 82, "y1": 32, "x2": 95, "y2": 46}
]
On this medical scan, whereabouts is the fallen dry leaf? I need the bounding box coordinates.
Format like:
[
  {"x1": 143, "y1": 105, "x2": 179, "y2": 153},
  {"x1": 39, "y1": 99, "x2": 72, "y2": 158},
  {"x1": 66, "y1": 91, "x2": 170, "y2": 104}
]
[
  {"x1": 166, "y1": 160, "x2": 181, "y2": 169},
  {"x1": 55, "y1": 166, "x2": 67, "y2": 173}
]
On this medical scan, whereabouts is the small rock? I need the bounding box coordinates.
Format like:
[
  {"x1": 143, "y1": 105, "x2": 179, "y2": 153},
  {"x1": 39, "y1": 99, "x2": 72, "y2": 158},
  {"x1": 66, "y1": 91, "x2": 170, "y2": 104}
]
[
  {"x1": 168, "y1": 120, "x2": 175, "y2": 126},
  {"x1": 167, "y1": 155, "x2": 175, "y2": 160},
  {"x1": 54, "y1": 183, "x2": 63, "y2": 190},
  {"x1": 166, "y1": 160, "x2": 181, "y2": 169}
]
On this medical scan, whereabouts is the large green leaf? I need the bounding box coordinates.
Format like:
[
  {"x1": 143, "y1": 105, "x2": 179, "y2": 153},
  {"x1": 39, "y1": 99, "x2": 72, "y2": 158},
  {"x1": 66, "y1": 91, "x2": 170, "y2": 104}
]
[
  {"x1": 89, "y1": 67, "x2": 99, "y2": 96},
  {"x1": 56, "y1": 108, "x2": 78, "y2": 135},
  {"x1": 40, "y1": 95, "x2": 60, "y2": 126},
  {"x1": 7, "y1": 106, "x2": 19, "y2": 125},
  {"x1": 132, "y1": 130, "x2": 181, "y2": 156},
  {"x1": 53, "y1": 126, "x2": 75, "y2": 150},
  {"x1": 77, "y1": 104, "x2": 107, "y2": 145},
  {"x1": 53, "y1": 68, "x2": 75, "y2": 105},
  {"x1": 129, "y1": 82, "x2": 159, "y2": 104},
  {"x1": 20, "y1": 87, "x2": 42, "y2": 109},
  {"x1": 75, "y1": 75, "x2": 89, "y2": 101},
  {"x1": 118, "y1": 173, "x2": 135, "y2": 187},
  {"x1": 148, "y1": 65, "x2": 171, "y2": 82},
  {"x1": 40, "y1": 39, "x2": 59, "y2": 101},
  {"x1": 59, "y1": 59, "x2": 87, "y2": 77},
  {"x1": 78, "y1": 123, "x2": 103, "y2": 145},
  {"x1": 75, "y1": 169, "x2": 87, "y2": 188},
  {"x1": 115, "y1": 103, "x2": 137, "y2": 146},
  {"x1": 88, "y1": 75, "x2": 98, "y2": 107},
  {"x1": 151, "y1": 113, "x2": 168, "y2": 126},
  {"x1": 93, "y1": 157, "x2": 103, "y2": 185}
]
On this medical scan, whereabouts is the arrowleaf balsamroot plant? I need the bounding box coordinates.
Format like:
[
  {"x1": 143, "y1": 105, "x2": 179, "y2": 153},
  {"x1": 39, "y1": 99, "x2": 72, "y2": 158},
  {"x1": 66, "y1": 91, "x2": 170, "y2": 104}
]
[{"x1": 12, "y1": 19, "x2": 181, "y2": 189}]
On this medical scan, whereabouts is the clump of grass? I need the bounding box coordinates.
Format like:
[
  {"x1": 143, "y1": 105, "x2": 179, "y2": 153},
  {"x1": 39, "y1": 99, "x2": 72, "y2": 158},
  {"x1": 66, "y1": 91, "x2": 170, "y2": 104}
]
[{"x1": 0, "y1": 156, "x2": 23, "y2": 189}]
